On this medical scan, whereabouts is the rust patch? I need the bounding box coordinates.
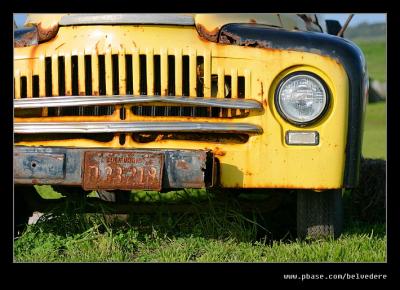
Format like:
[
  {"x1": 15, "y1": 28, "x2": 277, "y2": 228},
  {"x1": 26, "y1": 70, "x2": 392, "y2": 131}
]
[
  {"x1": 212, "y1": 147, "x2": 226, "y2": 156},
  {"x1": 196, "y1": 23, "x2": 220, "y2": 42},
  {"x1": 79, "y1": 92, "x2": 86, "y2": 96},
  {"x1": 93, "y1": 91, "x2": 99, "y2": 96},
  {"x1": 249, "y1": 19, "x2": 257, "y2": 24},
  {"x1": 260, "y1": 81, "x2": 264, "y2": 97},
  {"x1": 176, "y1": 159, "x2": 190, "y2": 170},
  {"x1": 263, "y1": 99, "x2": 268, "y2": 106},
  {"x1": 37, "y1": 22, "x2": 59, "y2": 43},
  {"x1": 219, "y1": 30, "x2": 272, "y2": 48},
  {"x1": 154, "y1": 134, "x2": 164, "y2": 142},
  {"x1": 95, "y1": 40, "x2": 101, "y2": 53}
]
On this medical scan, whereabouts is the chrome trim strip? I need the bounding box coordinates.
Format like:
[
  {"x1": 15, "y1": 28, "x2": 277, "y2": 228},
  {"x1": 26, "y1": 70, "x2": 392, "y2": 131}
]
[
  {"x1": 60, "y1": 14, "x2": 195, "y2": 26},
  {"x1": 14, "y1": 122, "x2": 263, "y2": 135},
  {"x1": 14, "y1": 95, "x2": 263, "y2": 111}
]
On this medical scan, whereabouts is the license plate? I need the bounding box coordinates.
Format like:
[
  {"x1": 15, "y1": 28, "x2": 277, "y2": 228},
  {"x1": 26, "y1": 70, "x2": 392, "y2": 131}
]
[{"x1": 83, "y1": 151, "x2": 164, "y2": 191}]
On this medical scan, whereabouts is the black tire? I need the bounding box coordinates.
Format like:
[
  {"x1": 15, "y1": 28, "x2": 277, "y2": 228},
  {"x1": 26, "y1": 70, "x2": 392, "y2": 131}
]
[{"x1": 297, "y1": 189, "x2": 343, "y2": 240}]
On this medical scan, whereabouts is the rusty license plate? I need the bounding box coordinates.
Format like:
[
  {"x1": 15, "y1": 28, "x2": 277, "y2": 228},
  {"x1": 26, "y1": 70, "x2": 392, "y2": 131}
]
[{"x1": 83, "y1": 151, "x2": 164, "y2": 191}]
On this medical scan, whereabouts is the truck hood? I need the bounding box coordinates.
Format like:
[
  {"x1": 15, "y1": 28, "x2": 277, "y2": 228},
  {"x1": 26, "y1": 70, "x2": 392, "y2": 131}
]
[{"x1": 23, "y1": 13, "x2": 323, "y2": 42}]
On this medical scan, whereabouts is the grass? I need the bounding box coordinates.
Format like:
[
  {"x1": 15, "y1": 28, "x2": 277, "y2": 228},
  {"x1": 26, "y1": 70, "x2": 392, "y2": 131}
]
[
  {"x1": 362, "y1": 102, "x2": 386, "y2": 159},
  {"x1": 14, "y1": 197, "x2": 386, "y2": 262},
  {"x1": 354, "y1": 40, "x2": 386, "y2": 82}
]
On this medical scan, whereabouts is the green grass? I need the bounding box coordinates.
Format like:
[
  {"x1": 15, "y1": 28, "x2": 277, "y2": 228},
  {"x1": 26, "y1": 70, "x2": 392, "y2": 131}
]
[
  {"x1": 362, "y1": 102, "x2": 386, "y2": 159},
  {"x1": 354, "y1": 40, "x2": 386, "y2": 82},
  {"x1": 14, "y1": 199, "x2": 386, "y2": 262}
]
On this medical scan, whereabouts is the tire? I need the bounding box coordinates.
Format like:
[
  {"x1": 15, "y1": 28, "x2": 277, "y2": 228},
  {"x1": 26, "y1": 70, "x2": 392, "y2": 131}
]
[{"x1": 297, "y1": 189, "x2": 343, "y2": 240}]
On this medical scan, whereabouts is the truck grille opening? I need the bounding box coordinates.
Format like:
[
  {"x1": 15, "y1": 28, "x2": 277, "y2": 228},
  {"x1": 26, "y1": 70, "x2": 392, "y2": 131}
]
[
  {"x1": 14, "y1": 49, "x2": 250, "y2": 119},
  {"x1": 132, "y1": 132, "x2": 249, "y2": 144}
]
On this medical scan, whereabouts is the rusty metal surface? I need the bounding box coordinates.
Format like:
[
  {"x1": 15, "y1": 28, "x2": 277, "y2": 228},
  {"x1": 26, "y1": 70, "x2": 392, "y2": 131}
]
[
  {"x1": 14, "y1": 152, "x2": 65, "y2": 179},
  {"x1": 14, "y1": 146, "x2": 214, "y2": 189},
  {"x1": 14, "y1": 26, "x2": 39, "y2": 48},
  {"x1": 163, "y1": 150, "x2": 211, "y2": 188},
  {"x1": 219, "y1": 30, "x2": 272, "y2": 48},
  {"x1": 83, "y1": 151, "x2": 164, "y2": 191},
  {"x1": 196, "y1": 23, "x2": 220, "y2": 42},
  {"x1": 14, "y1": 146, "x2": 83, "y2": 185},
  {"x1": 14, "y1": 121, "x2": 263, "y2": 135},
  {"x1": 14, "y1": 95, "x2": 263, "y2": 110},
  {"x1": 36, "y1": 22, "x2": 59, "y2": 43}
]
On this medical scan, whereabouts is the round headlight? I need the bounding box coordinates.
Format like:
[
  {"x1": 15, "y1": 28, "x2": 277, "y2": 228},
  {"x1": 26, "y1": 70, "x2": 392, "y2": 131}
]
[{"x1": 275, "y1": 72, "x2": 329, "y2": 125}]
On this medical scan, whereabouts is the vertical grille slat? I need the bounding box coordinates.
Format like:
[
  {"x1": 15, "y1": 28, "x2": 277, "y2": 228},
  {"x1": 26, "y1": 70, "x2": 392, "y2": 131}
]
[
  {"x1": 91, "y1": 51, "x2": 100, "y2": 96},
  {"x1": 51, "y1": 54, "x2": 58, "y2": 98},
  {"x1": 39, "y1": 56, "x2": 46, "y2": 97},
  {"x1": 14, "y1": 71, "x2": 21, "y2": 99},
  {"x1": 189, "y1": 51, "x2": 197, "y2": 116},
  {"x1": 64, "y1": 53, "x2": 72, "y2": 96},
  {"x1": 118, "y1": 49, "x2": 126, "y2": 96},
  {"x1": 26, "y1": 71, "x2": 32, "y2": 98},
  {"x1": 16, "y1": 48, "x2": 249, "y2": 119},
  {"x1": 160, "y1": 49, "x2": 168, "y2": 96},
  {"x1": 231, "y1": 68, "x2": 238, "y2": 117},
  {"x1": 105, "y1": 50, "x2": 113, "y2": 115},
  {"x1": 175, "y1": 49, "x2": 182, "y2": 96},
  {"x1": 203, "y1": 50, "x2": 211, "y2": 98},
  {"x1": 105, "y1": 49, "x2": 113, "y2": 96},
  {"x1": 132, "y1": 48, "x2": 140, "y2": 96},
  {"x1": 146, "y1": 49, "x2": 154, "y2": 96}
]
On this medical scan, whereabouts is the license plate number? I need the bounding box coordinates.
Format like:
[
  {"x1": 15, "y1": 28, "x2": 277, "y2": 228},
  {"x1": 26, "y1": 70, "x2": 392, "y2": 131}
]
[{"x1": 83, "y1": 151, "x2": 164, "y2": 191}]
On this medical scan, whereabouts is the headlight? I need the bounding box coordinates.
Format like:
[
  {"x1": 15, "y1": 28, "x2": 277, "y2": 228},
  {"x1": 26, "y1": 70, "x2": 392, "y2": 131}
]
[{"x1": 275, "y1": 72, "x2": 329, "y2": 125}]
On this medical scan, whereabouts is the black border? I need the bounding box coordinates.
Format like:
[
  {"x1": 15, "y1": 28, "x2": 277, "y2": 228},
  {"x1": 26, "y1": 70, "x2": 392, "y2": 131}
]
[{"x1": 274, "y1": 71, "x2": 331, "y2": 127}]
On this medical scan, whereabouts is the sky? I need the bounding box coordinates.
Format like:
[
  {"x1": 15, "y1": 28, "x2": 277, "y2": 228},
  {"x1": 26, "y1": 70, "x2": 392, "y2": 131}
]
[{"x1": 14, "y1": 13, "x2": 386, "y2": 28}]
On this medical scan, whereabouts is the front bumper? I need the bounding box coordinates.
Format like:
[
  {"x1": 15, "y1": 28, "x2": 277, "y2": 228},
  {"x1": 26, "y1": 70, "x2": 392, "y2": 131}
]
[{"x1": 14, "y1": 146, "x2": 214, "y2": 190}]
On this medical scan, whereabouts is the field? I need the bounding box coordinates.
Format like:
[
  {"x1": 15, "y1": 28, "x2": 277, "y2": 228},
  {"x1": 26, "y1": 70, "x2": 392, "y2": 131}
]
[
  {"x1": 14, "y1": 37, "x2": 386, "y2": 263},
  {"x1": 354, "y1": 40, "x2": 386, "y2": 83}
]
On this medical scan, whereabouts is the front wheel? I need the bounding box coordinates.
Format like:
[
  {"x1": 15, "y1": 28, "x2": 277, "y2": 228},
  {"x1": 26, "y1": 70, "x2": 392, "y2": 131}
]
[{"x1": 297, "y1": 189, "x2": 343, "y2": 240}]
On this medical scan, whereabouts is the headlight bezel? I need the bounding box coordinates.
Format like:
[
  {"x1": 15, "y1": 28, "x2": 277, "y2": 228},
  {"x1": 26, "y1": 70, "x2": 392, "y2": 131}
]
[{"x1": 274, "y1": 71, "x2": 331, "y2": 127}]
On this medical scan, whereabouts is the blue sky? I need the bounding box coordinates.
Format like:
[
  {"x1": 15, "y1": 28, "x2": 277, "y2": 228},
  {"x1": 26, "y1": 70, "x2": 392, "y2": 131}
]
[{"x1": 14, "y1": 13, "x2": 386, "y2": 28}]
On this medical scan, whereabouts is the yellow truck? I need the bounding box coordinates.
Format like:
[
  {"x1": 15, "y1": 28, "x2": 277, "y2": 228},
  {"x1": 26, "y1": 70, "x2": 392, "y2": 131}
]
[{"x1": 14, "y1": 13, "x2": 368, "y2": 239}]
